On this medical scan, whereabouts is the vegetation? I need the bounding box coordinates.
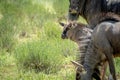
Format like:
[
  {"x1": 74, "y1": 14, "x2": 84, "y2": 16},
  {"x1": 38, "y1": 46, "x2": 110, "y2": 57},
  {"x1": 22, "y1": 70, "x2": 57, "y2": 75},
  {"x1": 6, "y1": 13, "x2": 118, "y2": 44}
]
[{"x1": 0, "y1": 0, "x2": 119, "y2": 80}]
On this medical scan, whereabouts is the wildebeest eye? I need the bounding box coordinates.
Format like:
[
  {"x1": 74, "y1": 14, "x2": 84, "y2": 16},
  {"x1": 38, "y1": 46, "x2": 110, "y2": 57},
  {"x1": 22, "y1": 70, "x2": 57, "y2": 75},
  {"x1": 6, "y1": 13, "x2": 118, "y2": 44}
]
[{"x1": 65, "y1": 26, "x2": 71, "y2": 30}]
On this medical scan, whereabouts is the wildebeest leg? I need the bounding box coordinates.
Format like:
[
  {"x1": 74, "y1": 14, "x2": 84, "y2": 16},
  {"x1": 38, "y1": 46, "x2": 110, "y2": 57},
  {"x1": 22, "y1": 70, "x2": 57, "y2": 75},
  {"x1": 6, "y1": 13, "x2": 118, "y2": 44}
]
[
  {"x1": 93, "y1": 24, "x2": 117, "y2": 80},
  {"x1": 92, "y1": 62, "x2": 108, "y2": 80},
  {"x1": 101, "y1": 42, "x2": 116, "y2": 80},
  {"x1": 76, "y1": 67, "x2": 101, "y2": 80},
  {"x1": 76, "y1": 66, "x2": 101, "y2": 80},
  {"x1": 104, "y1": 52, "x2": 116, "y2": 80},
  {"x1": 101, "y1": 61, "x2": 107, "y2": 80},
  {"x1": 92, "y1": 68, "x2": 101, "y2": 80},
  {"x1": 98, "y1": 41, "x2": 116, "y2": 80},
  {"x1": 76, "y1": 67, "x2": 82, "y2": 80},
  {"x1": 72, "y1": 61, "x2": 94, "y2": 80},
  {"x1": 83, "y1": 44, "x2": 101, "y2": 80},
  {"x1": 108, "y1": 74, "x2": 114, "y2": 80}
]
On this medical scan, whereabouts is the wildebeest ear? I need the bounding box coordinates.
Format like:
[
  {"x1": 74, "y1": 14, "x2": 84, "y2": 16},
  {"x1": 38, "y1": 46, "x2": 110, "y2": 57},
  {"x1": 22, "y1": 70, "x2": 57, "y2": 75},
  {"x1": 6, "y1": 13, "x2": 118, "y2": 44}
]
[{"x1": 59, "y1": 22, "x2": 65, "y2": 27}]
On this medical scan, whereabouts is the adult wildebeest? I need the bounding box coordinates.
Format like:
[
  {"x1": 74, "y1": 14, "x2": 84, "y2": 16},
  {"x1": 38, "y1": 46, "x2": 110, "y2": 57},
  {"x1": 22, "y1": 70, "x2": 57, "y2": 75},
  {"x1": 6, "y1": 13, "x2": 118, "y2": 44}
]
[
  {"x1": 59, "y1": 22, "x2": 107, "y2": 80},
  {"x1": 68, "y1": 0, "x2": 120, "y2": 29},
  {"x1": 59, "y1": 21, "x2": 120, "y2": 80},
  {"x1": 67, "y1": 0, "x2": 120, "y2": 80},
  {"x1": 79, "y1": 21, "x2": 120, "y2": 80}
]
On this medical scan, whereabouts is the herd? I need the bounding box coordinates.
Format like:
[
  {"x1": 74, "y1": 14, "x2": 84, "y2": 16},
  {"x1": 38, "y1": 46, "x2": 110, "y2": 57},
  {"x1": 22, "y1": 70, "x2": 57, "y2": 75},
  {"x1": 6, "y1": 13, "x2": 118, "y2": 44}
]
[{"x1": 58, "y1": 0, "x2": 120, "y2": 80}]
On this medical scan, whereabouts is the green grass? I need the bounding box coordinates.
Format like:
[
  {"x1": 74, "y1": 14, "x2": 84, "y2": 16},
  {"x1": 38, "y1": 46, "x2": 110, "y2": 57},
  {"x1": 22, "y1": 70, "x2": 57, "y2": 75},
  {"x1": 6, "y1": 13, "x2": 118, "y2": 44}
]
[
  {"x1": 0, "y1": 38, "x2": 77, "y2": 80},
  {"x1": 14, "y1": 39, "x2": 62, "y2": 73},
  {"x1": 115, "y1": 58, "x2": 120, "y2": 74}
]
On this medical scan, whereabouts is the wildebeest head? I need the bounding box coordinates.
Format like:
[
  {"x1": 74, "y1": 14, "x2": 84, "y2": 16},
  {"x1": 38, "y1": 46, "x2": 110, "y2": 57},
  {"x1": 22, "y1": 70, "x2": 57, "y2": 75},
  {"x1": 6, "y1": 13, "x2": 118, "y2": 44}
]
[
  {"x1": 59, "y1": 22, "x2": 78, "y2": 40},
  {"x1": 68, "y1": 0, "x2": 87, "y2": 21},
  {"x1": 59, "y1": 22, "x2": 88, "y2": 42},
  {"x1": 59, "y1": 22, "x2": 73, "y2": 39}
]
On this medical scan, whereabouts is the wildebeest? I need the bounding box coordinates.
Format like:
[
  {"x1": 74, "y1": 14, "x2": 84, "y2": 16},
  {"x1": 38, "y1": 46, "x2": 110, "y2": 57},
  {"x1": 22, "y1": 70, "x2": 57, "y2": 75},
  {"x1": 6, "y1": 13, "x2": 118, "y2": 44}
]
[
  {"x1": 59, "y1": 21, "x2": 120, "y2": 80},
  {"x1": 59, "y1": 22, "x2": 92, "y2": 64},
  {"x1": 79, "y1": 21, "x2": 120, "y2": 80},
  {"x1": 68, "y1": 0, "x2": 120, "y2": 29},
  {"x1": 59, "y1": 22, "x2": 107, "y2": 80}
]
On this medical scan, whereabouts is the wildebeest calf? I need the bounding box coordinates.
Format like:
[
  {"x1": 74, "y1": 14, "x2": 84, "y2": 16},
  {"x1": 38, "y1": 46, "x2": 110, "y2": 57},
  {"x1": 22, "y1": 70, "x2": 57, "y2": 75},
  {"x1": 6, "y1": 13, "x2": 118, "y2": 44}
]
[
  {"x1": 59, "y1": 21, "x2": 120, "y2": 80},
  {"x1": 59, "y1": 22, "x2": 107, "y2": 80}
]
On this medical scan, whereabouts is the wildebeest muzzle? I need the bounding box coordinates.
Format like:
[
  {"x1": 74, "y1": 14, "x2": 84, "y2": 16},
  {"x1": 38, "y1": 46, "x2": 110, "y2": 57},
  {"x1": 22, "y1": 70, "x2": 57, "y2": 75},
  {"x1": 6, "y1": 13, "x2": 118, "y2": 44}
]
[
  {"x1": 61, "y1": 29, "x2": 68, "y2": 39},
  {"x1": 69, "y1": 8, "x2": 78, "y2": 14}
]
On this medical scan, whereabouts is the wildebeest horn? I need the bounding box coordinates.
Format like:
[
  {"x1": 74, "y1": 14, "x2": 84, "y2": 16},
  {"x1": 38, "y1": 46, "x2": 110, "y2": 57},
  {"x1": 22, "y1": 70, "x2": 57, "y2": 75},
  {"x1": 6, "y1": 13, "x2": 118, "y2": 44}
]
[
  {"x1": 71, "y1": 61, "x2": 86, "y2": 72},
  {"x1": 71, "y1": 60, "x2": 84, "y2": 68},
  {"x1": 59, "y1": 22, "x2": 65, "y2": 27}
]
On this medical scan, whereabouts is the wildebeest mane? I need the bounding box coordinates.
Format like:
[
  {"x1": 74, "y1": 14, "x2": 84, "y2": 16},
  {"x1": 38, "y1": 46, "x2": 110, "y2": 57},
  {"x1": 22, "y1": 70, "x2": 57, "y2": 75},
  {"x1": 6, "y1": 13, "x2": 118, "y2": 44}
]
[{"x1": 101, "y1": 0, "x2": 120, "y2": 14}]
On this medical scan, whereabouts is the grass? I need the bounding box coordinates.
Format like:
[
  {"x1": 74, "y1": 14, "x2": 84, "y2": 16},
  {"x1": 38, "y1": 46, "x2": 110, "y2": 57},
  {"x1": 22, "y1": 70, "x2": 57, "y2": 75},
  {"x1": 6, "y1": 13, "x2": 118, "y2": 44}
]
[
  {"x1": 0, "y1": 38, "x2": 77, "y2": 80},
  {"x1": 0, "y1": 0, "x2": 120, "y2": 80},
  {"x1": 14, "y1": 39, "x2": 63, "y2": 73},
  {"x1": 115, "y1": 58, "x2": 120, "y2": 75}
]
